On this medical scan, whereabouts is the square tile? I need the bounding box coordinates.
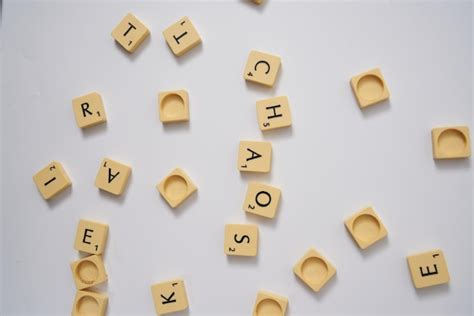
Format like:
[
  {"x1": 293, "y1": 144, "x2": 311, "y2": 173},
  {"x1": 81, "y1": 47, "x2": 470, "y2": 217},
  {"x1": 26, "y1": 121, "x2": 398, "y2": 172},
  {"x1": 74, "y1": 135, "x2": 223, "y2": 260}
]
[
  {"x1": 33, "y1": 161, "x2": 71, "y2": 200},
  {"x1": 163, "y1": 16, "x2": 202, "y2": 57}
]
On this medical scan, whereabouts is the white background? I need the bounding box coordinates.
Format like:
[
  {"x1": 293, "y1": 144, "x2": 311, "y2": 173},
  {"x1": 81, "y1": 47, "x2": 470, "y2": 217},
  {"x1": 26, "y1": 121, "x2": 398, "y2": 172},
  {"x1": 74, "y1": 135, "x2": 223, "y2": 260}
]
[{"x1": 1, "y1": 1, "x2": 472, "y2": 315}]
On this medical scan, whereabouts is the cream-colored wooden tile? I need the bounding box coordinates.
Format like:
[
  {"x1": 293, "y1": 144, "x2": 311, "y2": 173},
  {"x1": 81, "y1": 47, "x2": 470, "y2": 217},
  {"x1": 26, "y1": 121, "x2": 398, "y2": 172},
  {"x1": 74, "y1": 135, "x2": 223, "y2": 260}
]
[
  {"x1": 70, "y1": 255, "x2": 108, "y2": 290},
  {"x1": 293, "y1": 248, "x2": 336, "y2": 292},
  {"x1": 151, "y1": 279, "x2": 188, "y2": 315},
  {"x1": 243, "y1": 50, "x2": 281, "y2": 87},
  {"x1": 72, "y1": 92, "x2": 107, "y2": 128},
  {"x1": 111, "y1": 13, "x2": 150, "y2": 53},
  {"x1": 158, "y1": 90, "x2": 189, "y2": 123},
  {"x1": 74, "y1": 219, "x2": 109, "y2": 255},
  {"x1": 344, "y1": 206, "x2": 388, "y2": 249},
  {"x1": 157, "y1": 168, "x2": 197, "y2": 208},
  {"x1": 163, "y1": 16, "x2": 202, "y2": 57},
  {"x1": 252, "y1": 290, "x2": 288, "y2": 316},
  {"x1": 431, "y1": 126, "x2": 471, "y2": 159},
  {"x1": 238, "y1": 140, "x2": 272, "y2": 173},
  {"x1": 72, "y1": 290, "x2": 108, "y2": 316},
  {"x1": 407, "y1": 249, "x2": 450, "y2": 289},
  {"x1": 224, "y1": 224, "x2": 259, "y2": 256},
  {"x1": 243, "y1": 182, "x2": 281, "y2": 219},
  {"x1": 94, "y1": 158, "x2": 132, "y2": 196},
  {"x1": 256, "y1": 96, "x2": 292, "y2": 131},
  {"x1": 350, "y1": 68, "x2": 390, "y2": 108},
  {"x1": 32, "y1": 161, "x2": 71, "y2": 200}
]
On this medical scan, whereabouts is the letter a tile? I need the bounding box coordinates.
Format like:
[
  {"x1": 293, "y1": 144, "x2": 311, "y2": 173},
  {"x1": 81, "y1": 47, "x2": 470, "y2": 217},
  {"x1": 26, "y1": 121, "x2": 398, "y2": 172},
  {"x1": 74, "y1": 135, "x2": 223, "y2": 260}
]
[
  {"x1": 238, "y1": 140, "x2": 272, "y2": 173},
  {"x1": 95, "y1": 158, "x2": 131, "y2": 196}
]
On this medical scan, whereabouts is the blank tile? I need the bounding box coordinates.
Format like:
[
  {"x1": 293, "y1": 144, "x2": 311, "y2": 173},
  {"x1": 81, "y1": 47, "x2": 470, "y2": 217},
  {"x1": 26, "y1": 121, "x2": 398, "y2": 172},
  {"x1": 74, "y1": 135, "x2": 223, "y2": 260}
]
[
  {"x1": 344, "y1": 206, "x2": 387, "y2": 249},
  {"x1": 70, "y1": 255, "x2": 108, "y2": 290},
  {"x1": 350, "y1": 68, "x2": 390, "y2": 108},
  {"x1": 293, "y1": 248, "x2": 336, "y2": 292},
  {"x1": 33, "y1": 161, "x2": 71, "y2": 200},
  {"x1": 252, "y1": 290, "x2": 288, "y2": 316},
  {"x1": 72, "y1": 290, "x2": 108, "y2": 316},
  {"x1": 431, "y1": 126, "x2": 471, "y2": 159},
  {"x1": 158, "y1": 90, "x2": 189, "y2": 123},
  {"x1": 157, "y1": 168, "x2": 197, "y2": 208}
]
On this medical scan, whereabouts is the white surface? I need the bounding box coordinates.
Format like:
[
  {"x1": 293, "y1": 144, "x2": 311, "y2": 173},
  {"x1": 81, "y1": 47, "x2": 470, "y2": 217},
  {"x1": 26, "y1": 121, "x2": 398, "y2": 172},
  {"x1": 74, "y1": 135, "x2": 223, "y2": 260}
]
[{"x1": 1, "y1": 1, "x2": 473, "y2": 315}]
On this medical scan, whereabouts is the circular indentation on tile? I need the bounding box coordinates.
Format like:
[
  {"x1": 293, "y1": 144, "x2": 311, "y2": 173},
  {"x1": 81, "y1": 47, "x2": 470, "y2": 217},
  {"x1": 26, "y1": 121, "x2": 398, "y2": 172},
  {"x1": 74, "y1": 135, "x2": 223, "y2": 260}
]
[
  {"x1": 356, "y1": 74, "x2": 384, "y2": 101},
  {"x1": 76, "y1": 260, "x2": 99, "y2": 285},
  {"x1": 301, "y1": 256, "x2": 328, "y2": 285},
  {"x1": 164, "y1": 175, "x2": 188, "y2": 200},
  {"x1": 76, "y1": 295, "x2": 100, "y2": 314},
  {"x1": 161, "y1": 93, "x2": 185, "y2": 119},
  {"x1": 256, "y1": 298, "x2": 282, "y2": 316},
  {"x1": 438, "y1": 129, "x2": 467, "y2": 155},
  {"x1": 352, "y1": 214, "x2": 381, "y2": 242}
]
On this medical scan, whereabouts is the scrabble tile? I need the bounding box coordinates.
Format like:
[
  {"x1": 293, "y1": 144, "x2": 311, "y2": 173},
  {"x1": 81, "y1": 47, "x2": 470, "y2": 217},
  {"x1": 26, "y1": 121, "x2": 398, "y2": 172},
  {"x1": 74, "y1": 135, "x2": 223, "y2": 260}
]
[
  {"x1": 224, "y1": 224, "x2": 259, "y2": 256},
  {"x1": 252, "y1": 0, "x2": 264, "y2": 4},
  {"x1": 95, "y1": 158, "x2": 132, "y2": 196},
  {"x1": 350, "y1": 68, "x2": 390, "y2": 108},
  {"x1": 252, "y1": 290, "x2": 288, "y2": 316},
  {"x1": 72, "y1": 92, "x2": 107, "y2": 128},
  {"x1": 151, "y1": 279, "x2": 188, "y2": 315},
  {"x1": 163, "y1": 16, "x2": 202, "y2": 57},
  {"x1": 157, "y1": 168, "x2": 197, "y2": 208},
  {"x1": 158, "y1": 90, "x2": 189, "y2": 123},
  {"x1": 256, "y1": 96, "x2": 292, "y2": 131},
  {"x1": 293, "y1": 248, "x2": 336, "y2": 292},
  {"x1": 72, "y1": 290, "x2": 108, "y2": 316},
  {"x1": 431, "y1": 126, "x2": 471, "y2": 159},
  {"x1": 74, "y1": 219, "x2": 109, "y2": 255},
  {"x1": 238, "y1": 141, "x2": 272, "y2": 173},
  {"x1": 32, "y1": 161, "x2": 71, "y2": 200},
  {"x1": 243, "y1": 182, "x2": 281, "y2": 219},
  {"x1": 243, "y1": 50, "x2": 281, "y2": 87},
  {"x1": 70, "y1": 255, "x2": 108, "y2": 290},
  {"x1": 111, "y1": 13, "x2": 150, "y2": 53},
  {"x1": 407, "y1": 249, "x2": 450, "y2": 289},
  {"x1": 344, "y1": 206, "x2": 387, "y2": 249}
]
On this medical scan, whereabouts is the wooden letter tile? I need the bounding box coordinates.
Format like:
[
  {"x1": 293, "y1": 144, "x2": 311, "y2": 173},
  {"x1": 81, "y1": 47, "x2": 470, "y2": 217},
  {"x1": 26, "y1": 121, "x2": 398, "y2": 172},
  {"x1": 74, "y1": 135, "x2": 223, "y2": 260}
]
[
  {"x1": 238, "y1": 140, "x2": 272, "y2": 173},
  {"x1": 243, "y1": 182, "x2": 281, "y2": 219},
  {"x1": 151, "y1": 279, "x2": 189, "y2": 315},
  {"x1": 33, "y1": 161, "x2": 71, "y2": 200},
  {"x1": 224, "y1": 224, "x2": 259, "y2": 257},
  {"x1": 407, "y1": 249, "x2": 450, "y2": 289},
  {"x1": 163, "y1": 17, "x2": 202, "y2": 57},
  {"x1": 74, "y1": 219, "x2": 109, "y2": 255},
  {"x1": 111, "y1": 13, "x2": 150, "y2": 53},
  {"x1": 95, "y1": 158, "x2": 132, "y2": 196},
  {"x1": 243, "y1": 50, "x2": 281, "y2": 87}
]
